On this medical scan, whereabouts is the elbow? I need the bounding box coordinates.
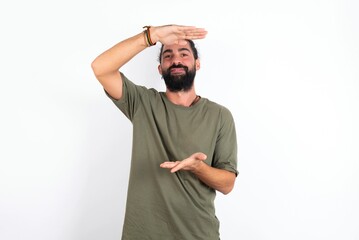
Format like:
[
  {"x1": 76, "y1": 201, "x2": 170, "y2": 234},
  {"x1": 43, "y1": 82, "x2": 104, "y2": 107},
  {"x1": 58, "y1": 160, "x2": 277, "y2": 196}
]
[
  {"x1": 91, "y1": 59, "x2": 119, "y2": 80},
  {"x1": 219, "y1": 172, "x2": 236, "y2": 195},
  {"x1": 220, "y1": 185, "x2": 234, "y2": 195},
  {"x1": 218, "y1": 181, "x2": 235, "y2": 195},
  {"x1": 91, "y1": 57, "x2": 109, "y2": 78},
  {"x1": 91, "y1": 59, "x2": 101, "y2": 77},
  {"x1": 219, "y1": 175, "x2": 236, "y2": 195}
]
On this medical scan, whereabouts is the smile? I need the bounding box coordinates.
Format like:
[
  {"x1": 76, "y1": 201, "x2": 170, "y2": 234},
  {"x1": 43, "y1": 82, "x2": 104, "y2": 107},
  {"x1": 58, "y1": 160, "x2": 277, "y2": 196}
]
[{"x1": 170, "y1": 68, "x2": 186, "y2": 74}]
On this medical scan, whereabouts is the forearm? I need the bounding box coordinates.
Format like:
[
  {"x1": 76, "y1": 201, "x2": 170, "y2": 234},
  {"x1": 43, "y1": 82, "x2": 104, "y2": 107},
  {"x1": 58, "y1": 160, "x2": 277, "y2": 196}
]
[
  {"x1": 91, "y1": 31, "x2": 148, "y2": 100},
  {"x1": 160, "y1": 152, "x2": 236, "y2": 194},
  {"x1": 192, "y1": 162, "x2": 236, "y2": 195},
  {"x1": 91, "y1": 32, "x2": 147, "y2": 77},
  {"x1": 91, "y1": 25, "x2": 206, "y2": 99}
]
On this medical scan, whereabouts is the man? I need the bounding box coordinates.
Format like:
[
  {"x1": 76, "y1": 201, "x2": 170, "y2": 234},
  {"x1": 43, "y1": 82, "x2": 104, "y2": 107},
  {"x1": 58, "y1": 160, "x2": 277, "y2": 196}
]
[{"x1": 91, "y1": 24, "x2": 238, "y2": 240}]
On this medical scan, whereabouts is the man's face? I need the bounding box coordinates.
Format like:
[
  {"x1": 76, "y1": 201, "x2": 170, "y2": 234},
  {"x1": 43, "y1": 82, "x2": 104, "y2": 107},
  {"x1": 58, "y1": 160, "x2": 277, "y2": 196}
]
[{"x1": 158, "y1": 42, "x2": 200, "y2": 92}]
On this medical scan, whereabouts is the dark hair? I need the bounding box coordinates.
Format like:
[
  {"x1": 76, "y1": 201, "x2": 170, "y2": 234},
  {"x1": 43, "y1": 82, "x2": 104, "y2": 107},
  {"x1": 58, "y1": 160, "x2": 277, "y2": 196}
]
[{"x1": 158, "y1": 39, "x2": 199, "y2": 63}]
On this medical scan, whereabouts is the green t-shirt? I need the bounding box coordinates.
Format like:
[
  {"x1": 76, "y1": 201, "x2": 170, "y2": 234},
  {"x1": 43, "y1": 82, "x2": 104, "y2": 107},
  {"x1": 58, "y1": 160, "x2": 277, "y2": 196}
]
[{"x1": 107, "y1": 73, "x2": 238, "y2": 240}]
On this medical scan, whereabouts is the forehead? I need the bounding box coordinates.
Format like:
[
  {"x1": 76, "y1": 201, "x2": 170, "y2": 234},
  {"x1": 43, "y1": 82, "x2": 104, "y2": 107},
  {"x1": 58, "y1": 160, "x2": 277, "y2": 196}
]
[{"x1": 162, "y1": 42, "x2": 193, "y2": 55}]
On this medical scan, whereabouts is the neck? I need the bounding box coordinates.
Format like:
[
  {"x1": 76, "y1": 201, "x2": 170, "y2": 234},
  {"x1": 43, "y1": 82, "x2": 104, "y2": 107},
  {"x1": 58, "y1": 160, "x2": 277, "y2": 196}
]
[{"x1": 165, "y1": 88, "x2": 199, "y2": 107}]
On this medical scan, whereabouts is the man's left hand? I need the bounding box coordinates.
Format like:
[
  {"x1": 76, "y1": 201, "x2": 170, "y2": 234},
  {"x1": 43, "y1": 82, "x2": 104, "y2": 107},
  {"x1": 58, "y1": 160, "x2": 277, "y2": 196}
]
[{"x1": 160, "y1": 152, "x2": 207, "y2": 173}]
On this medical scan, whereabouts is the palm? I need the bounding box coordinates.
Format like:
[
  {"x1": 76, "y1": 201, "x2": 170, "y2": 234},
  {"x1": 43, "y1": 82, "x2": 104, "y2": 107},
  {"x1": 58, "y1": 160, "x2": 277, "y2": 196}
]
[
  {"x1": 160, "y1": 152, "x2": 207, "y2": 173},
  {"x1": 156, "y1": 25, "x2": 207, "y2": 45}
]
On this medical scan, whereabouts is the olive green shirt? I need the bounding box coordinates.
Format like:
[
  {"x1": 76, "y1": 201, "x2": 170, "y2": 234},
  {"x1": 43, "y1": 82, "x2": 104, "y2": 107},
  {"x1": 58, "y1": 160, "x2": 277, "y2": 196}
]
[{"x1": 107, "y1": 73, "x2": 238, "y2": 240}]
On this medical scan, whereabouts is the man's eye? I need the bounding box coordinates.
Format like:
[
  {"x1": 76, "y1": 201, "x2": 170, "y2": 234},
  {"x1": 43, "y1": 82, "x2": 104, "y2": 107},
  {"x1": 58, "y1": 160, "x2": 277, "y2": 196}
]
[
  {"x1": 164, "y1": 55, "x2": 171, "y2": 59},
  {"x1": 181, "y1": 53, "x2": 188, "y2": 57}
]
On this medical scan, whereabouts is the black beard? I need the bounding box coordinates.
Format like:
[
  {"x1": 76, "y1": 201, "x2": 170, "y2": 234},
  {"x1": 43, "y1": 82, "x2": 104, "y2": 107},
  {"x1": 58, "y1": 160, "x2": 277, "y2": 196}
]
[{"x1": 162, "y1": 64, "x2": 196, "y2": 92}]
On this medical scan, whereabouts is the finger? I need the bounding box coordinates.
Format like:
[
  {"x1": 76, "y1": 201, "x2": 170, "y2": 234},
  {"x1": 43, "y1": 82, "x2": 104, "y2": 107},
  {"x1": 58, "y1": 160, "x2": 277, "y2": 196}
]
[
  {"x1": 182, "y1": 31, "x2": 207, "y2": 40},
  {"x1": 185, "y1": 28, "x2": 207, "y2": 35},
  {"x1": 176, "y1": 26, "x2": 207, "y2": 37},
  {"x1": 176, "y1": 26, "x2": 197, "y2": 31},
  {"x1": 185, "y1": 28, "x2": 207, "y2": 34},
  {"x1": 160, "y1": 161, "x2": 180, "y2": 169},
  {"x1": 160, "y1": 162, "x2": 174, "y2": 168},
  {"x1": 192, "y1": 152, "x2": 207, "y2": 161},
  {"x1": 170, "y1": 161, "x2": 186, "y2": 173},
  {"x1": 178, "y1": 39, "x2": 189, "y2": 45}
]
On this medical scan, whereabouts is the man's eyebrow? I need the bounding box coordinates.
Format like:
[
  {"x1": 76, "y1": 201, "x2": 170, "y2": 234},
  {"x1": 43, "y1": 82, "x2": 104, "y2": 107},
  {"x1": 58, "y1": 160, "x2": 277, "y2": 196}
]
[
  {"x1": 178, "y1": 48, "x2": 191, "y2": 53},
  {"x1": 162, "y1": 49, "x2": 173, "y2": 55}
]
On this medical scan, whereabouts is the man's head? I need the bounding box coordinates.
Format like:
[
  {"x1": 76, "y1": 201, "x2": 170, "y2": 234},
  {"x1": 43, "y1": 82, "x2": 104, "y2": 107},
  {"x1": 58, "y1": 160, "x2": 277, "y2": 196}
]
[{"x1": 158, "y1": 40, "x2": 200, "y2": 92}]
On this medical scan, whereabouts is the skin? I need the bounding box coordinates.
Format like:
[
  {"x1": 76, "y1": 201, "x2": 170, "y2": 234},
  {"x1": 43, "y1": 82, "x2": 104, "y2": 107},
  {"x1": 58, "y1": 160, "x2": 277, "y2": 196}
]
[
  {"x1": 91, "y1": 24, "x2": 236, "y2": 194},
  {"x1": 158, "y1": 42, "x2": 200, "y2": 106}
]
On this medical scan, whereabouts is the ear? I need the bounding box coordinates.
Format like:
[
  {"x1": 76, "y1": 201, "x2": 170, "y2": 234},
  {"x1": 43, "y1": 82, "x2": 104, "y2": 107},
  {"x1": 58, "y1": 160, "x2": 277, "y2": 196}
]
[
  {"x1": 195, "y1": 59, "x2": 200, "y2": 70},
  {"x1": 158, "y1": 64, "x2": 162, "y2": 75}
]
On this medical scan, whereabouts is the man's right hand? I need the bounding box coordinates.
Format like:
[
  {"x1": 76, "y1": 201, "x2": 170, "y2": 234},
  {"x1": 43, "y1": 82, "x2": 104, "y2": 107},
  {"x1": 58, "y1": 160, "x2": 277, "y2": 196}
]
[
  {"x1": 150, "y1": 24, "x2": 207, "y2": 45},
  {"x1": 91, "y1": 24, "x2": 207, "y2": 100}
]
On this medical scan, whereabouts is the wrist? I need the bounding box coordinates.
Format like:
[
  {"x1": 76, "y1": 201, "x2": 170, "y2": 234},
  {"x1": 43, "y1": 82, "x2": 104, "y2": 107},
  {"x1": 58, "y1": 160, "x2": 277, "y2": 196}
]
[
  {"x1": 143, "y1": 26, "x2": 157, "y2": 47},
  {"x1": 149, "y1": 26, "x2": 158, "y2": 44},
  {"x1": 191, "y1": 160, "x2": 206, "y2": 175}
]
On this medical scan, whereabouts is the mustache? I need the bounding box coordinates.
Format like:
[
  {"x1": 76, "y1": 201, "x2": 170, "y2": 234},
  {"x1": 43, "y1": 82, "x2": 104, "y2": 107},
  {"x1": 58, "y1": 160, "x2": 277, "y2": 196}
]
[{"x1": 169, "y1": 64, "x2": 188, "y2": 71}]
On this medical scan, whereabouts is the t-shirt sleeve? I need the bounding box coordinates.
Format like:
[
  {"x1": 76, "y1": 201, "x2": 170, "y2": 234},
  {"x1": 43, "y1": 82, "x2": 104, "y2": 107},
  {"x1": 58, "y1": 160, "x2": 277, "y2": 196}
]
[
  {"x1": 105, "y1": 72, "x2": 147, "y2": 122},
  {"x1": 212, "y1": 107, "x2": 239, "y2": 176}
]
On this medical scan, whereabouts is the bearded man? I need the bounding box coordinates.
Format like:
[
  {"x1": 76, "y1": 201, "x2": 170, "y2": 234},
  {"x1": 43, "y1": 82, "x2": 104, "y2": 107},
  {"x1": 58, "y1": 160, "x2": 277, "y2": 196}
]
[{"x1": 91, "y1": 24, "x2": 238, "y2": 240}]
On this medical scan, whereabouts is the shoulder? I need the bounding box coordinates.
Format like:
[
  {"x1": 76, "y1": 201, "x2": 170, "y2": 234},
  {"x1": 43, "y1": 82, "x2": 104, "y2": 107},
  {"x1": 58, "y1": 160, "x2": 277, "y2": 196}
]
[{"x1": 203, "y1": 98, "x2": 234, "y2": 117}]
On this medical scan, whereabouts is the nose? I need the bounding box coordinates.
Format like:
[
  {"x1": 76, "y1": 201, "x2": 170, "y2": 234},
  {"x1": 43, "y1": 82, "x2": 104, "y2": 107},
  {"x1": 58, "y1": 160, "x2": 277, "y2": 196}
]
[{"x1": 171, "y1": 54, "x2": 182, "y2": 65}]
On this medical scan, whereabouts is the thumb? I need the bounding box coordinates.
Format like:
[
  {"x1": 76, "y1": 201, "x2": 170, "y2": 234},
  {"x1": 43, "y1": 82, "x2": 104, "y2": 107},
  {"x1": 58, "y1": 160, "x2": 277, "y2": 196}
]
[{"x1": 192, "y1": 152, "x2": 207, "y2": 161}]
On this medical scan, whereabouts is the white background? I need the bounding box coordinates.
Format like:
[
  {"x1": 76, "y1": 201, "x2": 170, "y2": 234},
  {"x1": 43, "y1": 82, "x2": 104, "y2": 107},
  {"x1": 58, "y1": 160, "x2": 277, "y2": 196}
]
[{"x1": 1, "y1": 0, "x2": 358, "y2": 239}]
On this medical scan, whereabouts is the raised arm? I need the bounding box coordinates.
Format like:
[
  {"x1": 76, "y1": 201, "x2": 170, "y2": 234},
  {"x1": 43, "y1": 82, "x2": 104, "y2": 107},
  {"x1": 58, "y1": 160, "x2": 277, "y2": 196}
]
[{"x1": 91, "y1": 25, "x2": 207, "y2": 100}]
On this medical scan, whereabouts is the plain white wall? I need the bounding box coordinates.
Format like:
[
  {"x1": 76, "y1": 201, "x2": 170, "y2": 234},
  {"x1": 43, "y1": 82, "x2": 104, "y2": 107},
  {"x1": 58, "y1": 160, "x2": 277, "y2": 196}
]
[{"x1": 1, "y1": 0, "x2": 358, "y2": 239}]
